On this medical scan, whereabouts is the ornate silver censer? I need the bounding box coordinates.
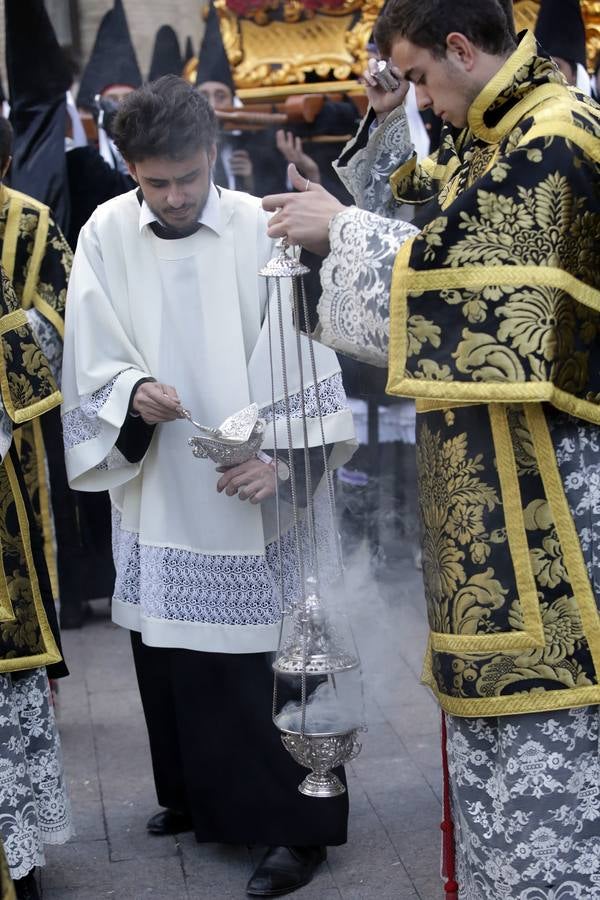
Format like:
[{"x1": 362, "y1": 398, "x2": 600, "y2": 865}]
[
  {"x1": 259, "y1": 239, "x2": 365, "y2": 799},
  {"x1": 183, "y1": 403, "x2": 266, "y2": 466}
]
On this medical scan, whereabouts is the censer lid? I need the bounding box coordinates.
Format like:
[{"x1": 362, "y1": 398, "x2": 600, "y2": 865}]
[
  {"x1": 273, "y1": 648, "x2": 359, "y2": 675},
  {"x1": 273, "y1": 577, "x2": 360, "y2": 675},
  {"x1": 259, "y1": 240, "x2": 310, "y2": 278}
]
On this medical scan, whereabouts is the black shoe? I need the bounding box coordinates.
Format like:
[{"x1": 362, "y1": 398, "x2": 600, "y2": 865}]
[
  {"x1": 146, "y1": 809, "x2": 193, "y2": 836},
  {"x1": 246, "y1": 846, "x2": 326, "y2": 897},
  {"x1": 14, "y1": 870, "x2": 40, "y2": 900}
]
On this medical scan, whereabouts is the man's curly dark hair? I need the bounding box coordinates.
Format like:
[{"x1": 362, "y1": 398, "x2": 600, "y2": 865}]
[
  {"x1": 112, "y1": 75, "x2": 217, "y2": 163},
  {"x1": 374, "y1": 0, "x2": 516, "y2": 58}
]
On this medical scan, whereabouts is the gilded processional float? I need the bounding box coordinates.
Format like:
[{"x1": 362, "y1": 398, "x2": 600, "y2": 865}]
[{"x1": 184, "y1": 0, "x2": 600, "y2": 107}]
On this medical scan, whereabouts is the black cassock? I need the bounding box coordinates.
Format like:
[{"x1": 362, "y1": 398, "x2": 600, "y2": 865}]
[{"x1": 131, "y1": 634, "x2": 349, "y2": 846}]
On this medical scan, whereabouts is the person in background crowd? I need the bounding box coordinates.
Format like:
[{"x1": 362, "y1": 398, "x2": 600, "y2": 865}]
[
  {"x1": 535, "y1": 0, "x2": 589, "y2": 89},
  {"x1": 196, "y1": 1, "x2": 286, "y2": 196},
  {"x1": 68, "y1": 0, "x2": 142, "y2": 248}
]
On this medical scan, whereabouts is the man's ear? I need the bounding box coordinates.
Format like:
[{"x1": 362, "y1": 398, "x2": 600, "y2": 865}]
[
  {"x1": 446, "y1": 32, "x2": 476, "y2": 71},
  {"x1": 127, "y1": 161, "x2": 139, "y2": 183}
]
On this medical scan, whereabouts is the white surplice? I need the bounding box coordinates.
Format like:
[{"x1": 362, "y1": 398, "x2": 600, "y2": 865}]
[{"x1": 62, "y1": 186, "x2": 355, "y2": 653}]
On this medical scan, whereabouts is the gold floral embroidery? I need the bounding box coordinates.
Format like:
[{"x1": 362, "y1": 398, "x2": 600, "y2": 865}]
[
  {"x1": 390, "y1": 38, "x2": 600, "y2": 714},
  {"x1": 417, "y1": 422, "x2": 501, "y2": 635}
]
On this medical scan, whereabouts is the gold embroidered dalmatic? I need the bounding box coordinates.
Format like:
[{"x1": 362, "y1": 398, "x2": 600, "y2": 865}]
[
  {"x1": 387, "y1": 33, "x2": 600, "y2": 716},
  {"x1": 0, "y1": 186, "x2": 72, "y2": 598},
  {"x1": 0, "y1": 266, "x2": 63, "y2": 669}
]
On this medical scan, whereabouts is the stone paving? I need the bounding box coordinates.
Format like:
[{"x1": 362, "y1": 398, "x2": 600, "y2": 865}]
[{"x1": 41, "y1": 546, "x2": 443, "y2": 899}]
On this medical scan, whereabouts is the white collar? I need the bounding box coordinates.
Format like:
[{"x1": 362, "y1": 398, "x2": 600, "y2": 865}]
[{"x1": 138, "y1": 182, "x2": 223, "y2": 235}]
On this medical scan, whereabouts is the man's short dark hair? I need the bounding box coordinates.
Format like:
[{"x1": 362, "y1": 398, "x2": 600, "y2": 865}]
[
  {"x1": 113, "y1": 75, "x2": 217, "y2": 163},
  {"x1": 0, "y1": 118, "x2": 13, "y2": 171},
  {"x1": 374, "y1": 0, "x2": 516, "y2": 58}
]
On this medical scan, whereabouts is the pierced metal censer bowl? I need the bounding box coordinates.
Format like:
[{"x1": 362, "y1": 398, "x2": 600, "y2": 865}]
[
  {"x1": 278, "y1": 729, "x2": 362, "y2": 798},
  {"x1": 183, "y1": 403, "x2": 266, "y2": 467}
]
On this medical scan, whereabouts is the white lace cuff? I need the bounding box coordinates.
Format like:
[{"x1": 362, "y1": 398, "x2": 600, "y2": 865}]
[
  {"x1": 63, "y1": 366, "x2": 150, "y2": 489},
  {"x1": 318, "y1": 206, "x2": 419, "y2": 366},
  {"x1": 334, "y1": 105, "x2": 414, "y2": 216}
]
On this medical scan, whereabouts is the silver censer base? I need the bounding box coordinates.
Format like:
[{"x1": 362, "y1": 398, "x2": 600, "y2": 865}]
[{"x1": 279, "y1": 728, "x2": 362, "y2": 798}]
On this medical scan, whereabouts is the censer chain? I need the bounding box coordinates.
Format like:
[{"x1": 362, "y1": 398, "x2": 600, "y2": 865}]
[
  {"x1": 266, "y1": 279, "x2": 285, "y2": 721},
  {"x1": 300, "y1": 277, "x2": 344, "y2": 574}
]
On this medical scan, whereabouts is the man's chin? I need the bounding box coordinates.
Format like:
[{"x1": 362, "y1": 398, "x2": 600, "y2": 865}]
[
  {"x1": 163, "y1": 212, "x2": 196, "y2": 230},
  {"x1": 447, "y1": 115, "x2": 467, "y2": 130}
]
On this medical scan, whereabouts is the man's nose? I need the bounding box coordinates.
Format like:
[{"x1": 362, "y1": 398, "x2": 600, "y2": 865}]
[
  {"x1": 415, "y1": 84, "x2": 433, "y2": 111},
  {"x1": 166, "y1": 185, "x2": 185, "y2": 208}
]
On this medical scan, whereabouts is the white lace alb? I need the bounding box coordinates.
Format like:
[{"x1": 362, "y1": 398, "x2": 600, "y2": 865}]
[
  {"x1": 0, "y1": 668, "x2": 72, "y2": 879},
  {"x1": 112, "y1": 507, "x2": 301, "y2": 627}
]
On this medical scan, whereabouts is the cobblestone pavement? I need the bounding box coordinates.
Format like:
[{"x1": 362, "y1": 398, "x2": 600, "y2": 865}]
[{"x1": 41, "y1": 546, "x2": 442, "y2": 899}]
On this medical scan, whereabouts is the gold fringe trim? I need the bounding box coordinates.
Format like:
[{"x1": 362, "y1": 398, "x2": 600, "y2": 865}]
[
  {"x1": 1, "y1": 195, "x2": 23, "y2": 283},
  {"x1": 33, "y1": 293, "x2": 65, "y2": 340},
  {"x1": 422, "y1": 663, "x2": 600, "y2": 717},
  {"x1": 415, "y1": 400, "x2": 479, "y2": 413},
  {"x1": 489, "y1": 403, "x2": 544, "y2": 642},
  {"x1": 31, "y1": 419, "x2": 58, "y2": 599},
  {"x1": 523, "y1": 120, "x2": 600, "y2": 162},
  {"x1": 22, "y1": 206, "x2": 49, "y2": 310},
  {"x1": 525, "y1": 404, "x2": 600, "y2": 677},
  {"x1": 9, "y1": 391, "x2": 62, "y2": 426},
  {"x1": 391, "y1": 263, "x2": 600, "y2": 312},
  {"x1": 0, "y1": 531, "x2": 15, "y2": 623},
  {"x1": 388, "y1": 238, "x2": 415, "y2": 394},
  {"x1": 0, "y1": 455, "x2": 62, "y2": 672},
  {"x1": 0, "y1": 309, "x2": 27, "y2": 335},
  {"x1": 389, "y1": 381, "x2": 600, "y2": 428},
  {"x1": 430, "y1": 628, "x2": 542, "y2": 653}
]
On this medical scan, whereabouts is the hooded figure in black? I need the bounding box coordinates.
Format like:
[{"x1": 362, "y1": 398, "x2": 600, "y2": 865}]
[
  {"x1": 66, "y1": 0, "x2": 140, "y2": 250},
  {"x1": 196, "y1": 2, "x2": 286, "y2": 196},
  {"x1": 196, "y1": 1, "x2": 236, "y2": 95},
  {"x1": 148, "y1": 26, "x2": 184, "y2": 82},
  {"x1": 77, "y1": 0, "x2": 143, "y2": 112},
  {"x1": 534, "y1": 0, "x2": 587, "y2": 85},
  {"x1": 5, "y1": 0, "x2": 72, "y2": 234}
]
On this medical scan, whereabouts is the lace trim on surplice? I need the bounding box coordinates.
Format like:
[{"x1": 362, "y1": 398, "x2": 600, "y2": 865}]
[
  {"x1": 112, "y1": 507, "x2": 302, "y2": 627},
  {"x1": 62, "y1": 368, "x2": 137, "y2": 452}
]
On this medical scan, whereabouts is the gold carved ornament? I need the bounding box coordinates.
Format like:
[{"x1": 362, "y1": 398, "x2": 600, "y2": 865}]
[
  {"x1": 191, "y1": 0, "x2": 384, "y2": 100},
  {"x1": 189, "y1": 0, "x2": 600, "y2": 101}
]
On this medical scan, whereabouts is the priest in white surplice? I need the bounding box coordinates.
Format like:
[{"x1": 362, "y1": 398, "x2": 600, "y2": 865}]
[{"x1": 61, "y1": 77, "x2": 355, "y2": 897}]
